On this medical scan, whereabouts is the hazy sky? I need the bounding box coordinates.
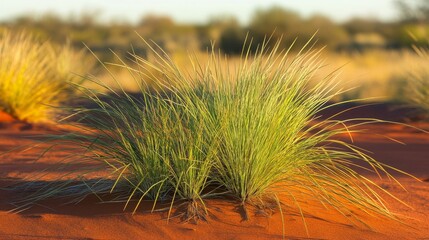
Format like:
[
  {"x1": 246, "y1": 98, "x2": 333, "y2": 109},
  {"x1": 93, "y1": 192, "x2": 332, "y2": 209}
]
[{"x1": 0, "y1": 0, "x2": 399, "y2": 24}]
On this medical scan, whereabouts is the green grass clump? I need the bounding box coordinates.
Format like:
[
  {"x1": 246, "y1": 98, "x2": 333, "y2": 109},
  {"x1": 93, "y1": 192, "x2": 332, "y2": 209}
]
[
  {"x1": 17, "y1": 36, "x2": 412, "y2": 228},
  {"x1": 406, "y1": 45, "x2": 429, "y2": 112},
  {"x1": 0, "y1": 30, "x2": 91, "y2": 123}
]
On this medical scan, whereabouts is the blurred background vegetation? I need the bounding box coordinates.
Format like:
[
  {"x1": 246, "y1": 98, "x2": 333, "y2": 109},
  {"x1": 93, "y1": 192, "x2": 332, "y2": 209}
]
[
  {"x1": 2, "y1": 1, "x2": 429, "y2": 58},
  {"x1": 1, "y1": 0, "x2": 429, "y2": 101}
]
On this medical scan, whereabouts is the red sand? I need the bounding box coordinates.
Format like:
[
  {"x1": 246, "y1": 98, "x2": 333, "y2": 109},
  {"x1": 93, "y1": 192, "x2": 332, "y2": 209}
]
[{"x1": 0, "y1": 106, "x2": 428, "y2": 240}]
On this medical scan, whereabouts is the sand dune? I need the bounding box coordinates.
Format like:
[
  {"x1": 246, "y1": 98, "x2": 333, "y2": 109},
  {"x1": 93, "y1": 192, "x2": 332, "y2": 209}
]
[{"x1": 0, "y1": 104, "x2": 428, "y2": 240}]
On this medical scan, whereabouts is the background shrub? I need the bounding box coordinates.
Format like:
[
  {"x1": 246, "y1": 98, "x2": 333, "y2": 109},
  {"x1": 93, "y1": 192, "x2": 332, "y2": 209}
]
[{"x1": 0, "y1": 30, "x2": 92, "y2": 123}]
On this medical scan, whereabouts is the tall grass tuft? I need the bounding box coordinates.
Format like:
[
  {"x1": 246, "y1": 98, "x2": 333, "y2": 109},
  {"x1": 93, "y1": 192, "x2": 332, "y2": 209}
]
[
  {"x1": 0, "y1": 30, "x2": 91, "y2": 123},
  {"x1": 406, "y1": 44, "x2": 429, "y2": 112},
  {"x1": 56, "y1": 42, "x2": 221, "y2": 221},
  {"x1": 16, "y1": 36, "x2": 412, "y2": 228},
  {"x1": 197, "y1": 39, "x2": 406, "y2": 224}
]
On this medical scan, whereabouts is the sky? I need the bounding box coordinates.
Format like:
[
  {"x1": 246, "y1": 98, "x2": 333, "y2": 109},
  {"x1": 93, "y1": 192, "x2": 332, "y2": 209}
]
[{"x1": 0, "y1": 0, "x2": 399, "y2": 24}]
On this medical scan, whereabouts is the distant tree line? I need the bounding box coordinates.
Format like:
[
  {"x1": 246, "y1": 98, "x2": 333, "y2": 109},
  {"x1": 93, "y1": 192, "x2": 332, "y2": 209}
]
[{"x1": 1, "y1": 3, "x2": 428, "y2": 60}]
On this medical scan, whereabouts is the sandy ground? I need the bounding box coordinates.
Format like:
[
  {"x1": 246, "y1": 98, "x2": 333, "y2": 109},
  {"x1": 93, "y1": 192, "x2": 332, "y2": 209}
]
[{"x1": 0, "y1": 103, "x2": 428, "y2": 240}]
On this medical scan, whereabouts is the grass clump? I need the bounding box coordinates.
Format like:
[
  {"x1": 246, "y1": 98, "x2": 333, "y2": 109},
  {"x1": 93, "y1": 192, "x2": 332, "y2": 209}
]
[
  {"x1": 16, "y1": 36, "x2": 413, "y2": 229},
  {"x1": 406, "y1": 45, "x2": 429, "y2": 112},
  {"x1": 200, "y1": 40, "x2": 404, "y2": 223},
  {"x1": 0, "y1": 30, "x2": 91, "y2": 123}
]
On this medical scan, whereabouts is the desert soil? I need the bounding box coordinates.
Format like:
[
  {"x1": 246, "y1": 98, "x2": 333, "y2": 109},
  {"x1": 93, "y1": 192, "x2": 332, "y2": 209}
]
[{"x1": 0, "y1": 103, "x2": 428, "y2": 240}]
